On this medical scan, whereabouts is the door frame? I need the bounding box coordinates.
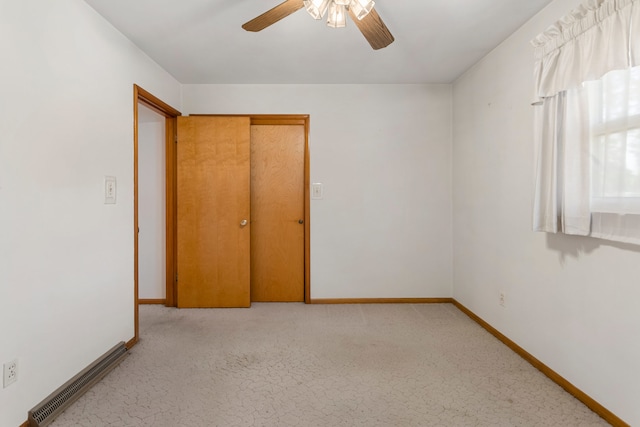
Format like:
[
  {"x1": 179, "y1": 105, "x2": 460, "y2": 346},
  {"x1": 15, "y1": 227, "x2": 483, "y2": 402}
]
[
  {"x1": 178, "y1": 114, "x2": 311, "y2": 304},
  {"x1": 130, "y1": 84, "x2": 181, "y2": 348}
]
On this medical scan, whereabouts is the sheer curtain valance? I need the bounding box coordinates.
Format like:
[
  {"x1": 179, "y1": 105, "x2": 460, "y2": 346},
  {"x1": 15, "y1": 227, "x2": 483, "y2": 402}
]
[
  {"x1": 532, "y1": 0, "x2": 640, "y2": 245},
  {"x1": 532, "y1": 0, "x2": 639, "y2": 103}
]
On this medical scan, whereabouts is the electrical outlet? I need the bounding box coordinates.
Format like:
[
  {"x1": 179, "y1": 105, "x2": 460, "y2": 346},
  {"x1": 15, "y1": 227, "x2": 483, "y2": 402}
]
[
  {"x1": 3, "y1": 359, "x2": 18, "y2": 388},
  {"x1": 499, "y1": 292, "x2": 506, "y2": 308}
]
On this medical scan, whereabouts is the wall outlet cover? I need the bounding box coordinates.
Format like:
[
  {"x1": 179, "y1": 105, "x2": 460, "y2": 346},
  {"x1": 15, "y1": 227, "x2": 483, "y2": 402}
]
[{"x1": 3, "y1": 359, "x2": 18, "y2": 388}]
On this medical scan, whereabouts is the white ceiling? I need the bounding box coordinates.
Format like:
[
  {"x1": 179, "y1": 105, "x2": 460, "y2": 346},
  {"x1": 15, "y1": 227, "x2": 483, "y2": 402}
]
[{"x1": 83, "y1": 0, "x2": 553, "y2": 84}]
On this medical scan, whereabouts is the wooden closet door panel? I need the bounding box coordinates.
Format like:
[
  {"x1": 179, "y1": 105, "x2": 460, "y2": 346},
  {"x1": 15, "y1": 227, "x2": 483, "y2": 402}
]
[
  {"x1": 177, "y1": 116, "x2": 251, "y2": 308},
  {"x1": 250, "y1": 124, "x2": 305, "y2": 302}
]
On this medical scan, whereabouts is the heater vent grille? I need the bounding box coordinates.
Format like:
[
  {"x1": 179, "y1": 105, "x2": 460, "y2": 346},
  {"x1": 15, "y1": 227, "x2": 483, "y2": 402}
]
[{"x1": 28, "y1": 342, "x2": 128, "y2": 427}]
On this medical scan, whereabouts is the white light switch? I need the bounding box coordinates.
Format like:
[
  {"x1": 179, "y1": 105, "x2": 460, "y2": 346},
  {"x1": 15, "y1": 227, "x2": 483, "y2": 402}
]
[
  {"x1": 312, "y1": 183, "x2": 323, "y2": 199},
  {"x1": 104, "y1": 176, "x2": 117, "y2": 204}
]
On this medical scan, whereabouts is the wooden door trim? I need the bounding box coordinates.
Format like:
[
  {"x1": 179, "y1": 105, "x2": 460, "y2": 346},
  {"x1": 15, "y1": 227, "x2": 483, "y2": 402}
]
[
  {"x1": 137, "y1": 86, "x2": 181, "y2": 117},
  {"x1": 132, "y1": 84, "x2": 181, "y2": 348},
  {"x1": 164, "y1": 117, "x2": 178, "y2": 308},
  {"x1": 251, "y1": 118, "x2": 307, "y2": 126},
  {"x1": 303, "y1": 117, "x2": 310, "y2": 303}
]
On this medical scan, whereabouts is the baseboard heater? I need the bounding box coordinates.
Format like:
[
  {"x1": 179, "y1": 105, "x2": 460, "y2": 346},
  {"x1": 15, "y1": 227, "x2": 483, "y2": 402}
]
[{"x1": 28, "y1": 342, "x2": 129, "y2": 427}]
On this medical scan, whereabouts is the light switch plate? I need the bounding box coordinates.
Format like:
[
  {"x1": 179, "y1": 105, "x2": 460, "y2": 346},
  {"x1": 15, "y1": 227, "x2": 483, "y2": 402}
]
[
  {"x1": 104, "y1": 176, "x2": 116, "y2": 204},
  {"x1": 312, "y1": 183, "x2": 323, "y2": 200}
]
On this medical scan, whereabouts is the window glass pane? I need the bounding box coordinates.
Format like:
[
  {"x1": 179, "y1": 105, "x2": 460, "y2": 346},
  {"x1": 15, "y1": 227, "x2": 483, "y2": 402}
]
[
  {"x1": 592, "y1": 129, "x2": 640, "y2": 198},
  {"x1": 625, "y1": 128, "x2": 640, "y2": 196},
  {"x1": 588, "y1": 66, "x2": 640, "y2": 213},
  {"x1": 630, "y1": 66, "x2": 640, "y2": 117}
]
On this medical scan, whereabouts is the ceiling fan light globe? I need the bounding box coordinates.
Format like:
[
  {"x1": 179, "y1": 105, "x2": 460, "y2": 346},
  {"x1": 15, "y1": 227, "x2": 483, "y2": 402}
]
[
  {"x1": 304, "y1": 0, "x2": 330, "y2": 20},
  {"x1": 327, "y1": 3, "x2": 347, "y2": 28},
  {"x1": 334, "y1": 0, "x2": 351, "y2": 5},
  {"x1": 350, "y1": 0, "x2": 375, "y2": 20}
]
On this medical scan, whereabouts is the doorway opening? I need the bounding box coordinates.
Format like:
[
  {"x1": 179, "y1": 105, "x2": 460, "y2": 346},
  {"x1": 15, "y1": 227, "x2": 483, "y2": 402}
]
[
  {"x1": 138, "y1": 103, "x2": 167, "y2": 305},
  {"x1": 131, "y1": 85, "x2": 181, "y2": 348}
]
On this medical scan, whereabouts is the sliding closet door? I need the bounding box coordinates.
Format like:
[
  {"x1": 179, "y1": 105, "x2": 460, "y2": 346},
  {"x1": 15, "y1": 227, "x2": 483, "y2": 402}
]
[
  {"x1": 250, "y1": 122, "x2": 305, "y2": 302},
  {"x1": 176, "y1": 116, "x2": 251, "y2": 308}
]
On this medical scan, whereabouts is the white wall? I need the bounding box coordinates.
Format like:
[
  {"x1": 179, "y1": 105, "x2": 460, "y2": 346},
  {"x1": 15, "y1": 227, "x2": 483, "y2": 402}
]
[
  {"x1": 10, "y1": 0, "x2": 634, "y2": 423},
  {"x1": 138, "y1": 104, "x2": 166, "y2": 300},
  {"x1": 183, "y1": 84, "x2": 453, "y2": 299},
  {"x1": 0, "y1": 1, "x2": 181, "y2": 426},
  {"x1": 452, "y1": 0, "x2": 640, "y2": 424}
]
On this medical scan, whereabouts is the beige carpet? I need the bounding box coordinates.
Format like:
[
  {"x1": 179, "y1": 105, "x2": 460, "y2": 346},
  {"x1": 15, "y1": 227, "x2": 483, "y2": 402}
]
[{"x1": 51, "y1": 303, "x2": 607, "y2": 426}]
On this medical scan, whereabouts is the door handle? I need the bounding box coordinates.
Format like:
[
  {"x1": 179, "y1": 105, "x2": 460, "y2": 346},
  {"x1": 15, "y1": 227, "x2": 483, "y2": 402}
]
[
  {"x1": 240, "y1": 219, "x2": 248, "y2": 226},
  {"x1": 298, "y1": 219, "x2": 304, "y2": 224}
]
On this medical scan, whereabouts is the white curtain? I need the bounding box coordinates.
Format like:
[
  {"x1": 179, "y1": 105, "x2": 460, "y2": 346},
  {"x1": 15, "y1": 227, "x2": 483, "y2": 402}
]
[{"x1": 532, "y1": 0, "x2": 640, "y2": 244}]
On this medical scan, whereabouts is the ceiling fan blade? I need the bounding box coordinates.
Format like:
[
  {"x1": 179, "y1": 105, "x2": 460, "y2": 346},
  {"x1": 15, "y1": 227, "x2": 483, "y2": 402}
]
[
  {"x1": 348, "y1": 8, "x2": 394, "y2": 50},
  {"x1": 242, "y1": 0, "x2": 305, "y2": 32}
]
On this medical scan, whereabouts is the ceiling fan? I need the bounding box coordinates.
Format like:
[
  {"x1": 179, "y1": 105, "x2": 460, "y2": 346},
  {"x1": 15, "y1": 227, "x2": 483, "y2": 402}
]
[{"x1": 242, "y1": 0, "x2": 394, "y2": 50}]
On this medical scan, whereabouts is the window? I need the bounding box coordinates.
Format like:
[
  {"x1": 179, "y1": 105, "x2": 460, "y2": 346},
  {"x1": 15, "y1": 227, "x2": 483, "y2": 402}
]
[
  {"x1": 531, "y1": 0, "x2": 640, "y2": 245},
  {"x1": 586, "y1": 66, "x2": 640, "y2": 214}
]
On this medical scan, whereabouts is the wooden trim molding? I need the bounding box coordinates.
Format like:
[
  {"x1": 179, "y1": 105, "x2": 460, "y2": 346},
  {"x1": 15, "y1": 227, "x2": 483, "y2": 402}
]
[
  {"x1": 251, "y1": 118, "x2": 307, "y2": 126},
  {"x1": 310, "y1": 298, "x2": 454, "y2": 304},
  {"x1": 125, "y1": 337, "x2": 138, "y2": 350},
  {"x1": 139, "y1": 299, "x2": 167, "y2": 305},
  {"x1": 133, "y1": 84, "x2": 181, "y2": 348},
  {"x1": 451, "y1": 299, "x2": 630, "y2": 427},
  {"x1": 136, "y1": 86, "x2": 181, "y2": 118},
  {"x1": 165, "y1": 117, "x2": 178, "y2": 307},
  {"x1": 20, "y1": 420, "x2": 29, "y2": 427},
  {"x1": 303, "y1": 117, "x2": 311, "y2": 304},
  {"x1": 191, "y1": 114, "x2": 308, "y2": 124},
  {"x1": 133, "y1": 87, "x2": 140, "y2": 349}
]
